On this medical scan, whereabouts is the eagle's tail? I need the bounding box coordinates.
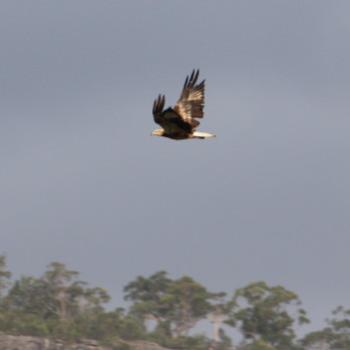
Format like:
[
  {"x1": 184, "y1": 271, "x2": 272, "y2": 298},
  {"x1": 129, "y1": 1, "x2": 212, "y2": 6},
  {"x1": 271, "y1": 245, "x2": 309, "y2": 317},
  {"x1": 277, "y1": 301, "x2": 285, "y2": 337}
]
[{"x1": 191, "y1": 131, "x2": 216, "y2": 139}]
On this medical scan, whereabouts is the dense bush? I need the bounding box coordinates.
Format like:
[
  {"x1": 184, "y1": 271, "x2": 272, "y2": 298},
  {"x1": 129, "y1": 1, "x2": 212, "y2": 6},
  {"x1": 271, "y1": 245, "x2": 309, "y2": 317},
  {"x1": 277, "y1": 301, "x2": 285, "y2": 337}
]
[{"x1": 0, "y1": 255, "x2": 349, "y2": 350}]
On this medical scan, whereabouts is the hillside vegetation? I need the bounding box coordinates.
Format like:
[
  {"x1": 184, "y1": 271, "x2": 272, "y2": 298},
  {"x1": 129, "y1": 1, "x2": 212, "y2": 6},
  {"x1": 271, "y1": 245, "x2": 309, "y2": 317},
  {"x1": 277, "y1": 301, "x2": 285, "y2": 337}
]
[{"x1": 0, "y1": 256, "x2": 348, "y2": 350}]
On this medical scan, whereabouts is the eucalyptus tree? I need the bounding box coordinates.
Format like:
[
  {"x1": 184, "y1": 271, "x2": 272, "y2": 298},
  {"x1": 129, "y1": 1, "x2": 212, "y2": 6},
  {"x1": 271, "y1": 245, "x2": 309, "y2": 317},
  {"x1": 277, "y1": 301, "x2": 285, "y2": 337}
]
[
  {"x1": 124, "y1": 270, "x2": 172, "y2": 324},
  {"x1": 227, "y1": 281, "x2": 309, "y2": 349},
  {"x1": 124, "y1": 271, "x2": 225, "y2": 337}
]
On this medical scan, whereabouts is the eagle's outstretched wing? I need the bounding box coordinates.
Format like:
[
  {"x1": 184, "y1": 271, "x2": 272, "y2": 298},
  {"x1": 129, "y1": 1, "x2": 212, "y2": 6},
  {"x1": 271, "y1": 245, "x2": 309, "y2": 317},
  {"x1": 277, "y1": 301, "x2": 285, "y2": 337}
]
[
  {"x1": 152, "y1": 94, "x2": 193, "y2": 134},
  {"x1": 174, "y1": 69, "x2": 205, "y2": 128}
]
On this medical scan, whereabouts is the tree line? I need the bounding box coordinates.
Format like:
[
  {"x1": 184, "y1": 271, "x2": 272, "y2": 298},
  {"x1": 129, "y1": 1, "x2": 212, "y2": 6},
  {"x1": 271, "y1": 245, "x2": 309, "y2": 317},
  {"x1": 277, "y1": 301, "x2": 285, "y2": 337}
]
[{"x1": 0, "y1": 255, "x2": 348, "y2": 350}]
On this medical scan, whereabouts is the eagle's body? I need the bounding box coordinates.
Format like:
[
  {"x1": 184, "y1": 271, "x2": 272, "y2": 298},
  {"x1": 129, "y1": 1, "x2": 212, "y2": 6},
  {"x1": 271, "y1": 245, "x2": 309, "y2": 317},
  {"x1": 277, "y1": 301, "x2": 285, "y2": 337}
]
[{"x1": 152, "y1": 70, "x2": 215, "y2": 140}]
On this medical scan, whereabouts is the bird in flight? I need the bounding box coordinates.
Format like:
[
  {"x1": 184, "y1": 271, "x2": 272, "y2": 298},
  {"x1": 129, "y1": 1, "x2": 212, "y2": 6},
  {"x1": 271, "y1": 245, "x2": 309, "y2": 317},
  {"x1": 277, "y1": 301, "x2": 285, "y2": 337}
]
[{"x1": 152, "y1": 69, "x2": 215, "y2": 140}]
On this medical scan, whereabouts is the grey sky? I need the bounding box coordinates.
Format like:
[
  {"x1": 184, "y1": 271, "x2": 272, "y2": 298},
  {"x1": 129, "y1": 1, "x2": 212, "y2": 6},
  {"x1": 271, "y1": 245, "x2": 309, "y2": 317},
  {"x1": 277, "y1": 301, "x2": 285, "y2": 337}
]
[{"x1": 1, "y1": 0, "x2": 350, "y2": 339}]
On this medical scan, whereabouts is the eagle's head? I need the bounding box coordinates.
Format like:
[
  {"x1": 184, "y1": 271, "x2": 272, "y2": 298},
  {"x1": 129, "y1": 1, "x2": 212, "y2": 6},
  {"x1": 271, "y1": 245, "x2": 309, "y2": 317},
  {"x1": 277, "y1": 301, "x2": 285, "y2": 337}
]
[{"x1": 151, "y1": 128, "x2": 164, "y2": 137}]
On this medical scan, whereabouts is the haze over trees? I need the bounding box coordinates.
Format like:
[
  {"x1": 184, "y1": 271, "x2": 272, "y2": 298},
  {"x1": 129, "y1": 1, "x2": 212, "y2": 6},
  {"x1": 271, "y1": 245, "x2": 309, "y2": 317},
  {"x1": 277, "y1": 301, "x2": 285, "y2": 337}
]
[{"x1": 0, "y1": 255, "x2": 348, "y2": 350}]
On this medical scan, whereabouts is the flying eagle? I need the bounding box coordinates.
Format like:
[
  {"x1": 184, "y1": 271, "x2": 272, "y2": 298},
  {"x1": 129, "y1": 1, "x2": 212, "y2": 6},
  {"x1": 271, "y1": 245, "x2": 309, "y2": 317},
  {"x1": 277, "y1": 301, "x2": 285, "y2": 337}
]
[{"x1": 152, "y1": 70, "x2": 215, "y2": 140}]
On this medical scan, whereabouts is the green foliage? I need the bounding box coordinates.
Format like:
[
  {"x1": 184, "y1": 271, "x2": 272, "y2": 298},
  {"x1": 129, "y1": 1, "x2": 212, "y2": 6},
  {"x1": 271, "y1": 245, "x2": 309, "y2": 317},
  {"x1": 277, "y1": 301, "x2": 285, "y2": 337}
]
[
  {"x1": 43, "y1": 262, "x2": 87, "y2": 320},
  {"x1": 241, "y1": 339, "x2": 278, "y2": 350},
  {"x1": 124, "y1": 271, "x2": 172, "y2": 322},
  {"x1": 5, "y1": 276, "x2": 56, "y2": 319},
  {"x1": 229, "y1": 281, "x2": 309, "y2": 349},
  {"x1": 0, "y1": 309, "x2": 51, "y2": 336},
  {"x1": 125, "y1": 271, "x2": 224, "y2": 337},
  {"x1": 0, "y1": 255, "x2": 11, "y2": 300},
  {"x1": 165, "y1": 275, "x2": 218, "y2": 336},
  {"x1": 301, "y1": 329, "x2": 334, "y2": 348},
  {"x1": 5, "y1": 263, "x2": 110, "y2": 324},
  {"x1": 1, "y1": 256, "x2": 350, "y2": 350},
  {"x1": 302, "y1": 306, "x2": 350, "y2": 349},
  {"x1": 0, "y1": 260, "x2": 118, "y2": 343}
]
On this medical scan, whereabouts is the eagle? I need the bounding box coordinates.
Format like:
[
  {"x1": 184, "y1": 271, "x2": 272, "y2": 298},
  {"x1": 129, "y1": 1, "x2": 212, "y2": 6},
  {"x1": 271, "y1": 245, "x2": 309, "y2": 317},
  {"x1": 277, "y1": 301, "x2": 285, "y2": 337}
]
[{"x1": 152, "y1": 69, "x2": 215, "y2": 140}]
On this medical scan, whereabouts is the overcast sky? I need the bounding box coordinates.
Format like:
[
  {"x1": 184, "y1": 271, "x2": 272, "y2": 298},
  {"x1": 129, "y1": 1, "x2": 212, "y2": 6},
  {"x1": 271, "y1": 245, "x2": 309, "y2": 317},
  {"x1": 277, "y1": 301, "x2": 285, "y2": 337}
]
[{"x1": 1, "y1": 0, "x2": 350, "y2": 340}]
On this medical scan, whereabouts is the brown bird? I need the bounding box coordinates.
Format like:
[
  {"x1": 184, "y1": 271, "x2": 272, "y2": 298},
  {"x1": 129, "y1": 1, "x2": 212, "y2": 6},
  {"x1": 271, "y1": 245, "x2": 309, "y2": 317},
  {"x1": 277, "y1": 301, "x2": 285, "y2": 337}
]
[{"x1": 152, "y1": 69, "x2": 215, "y2": 140}]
